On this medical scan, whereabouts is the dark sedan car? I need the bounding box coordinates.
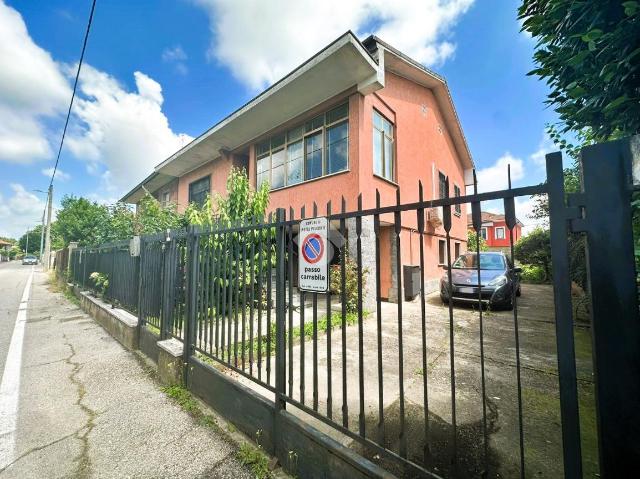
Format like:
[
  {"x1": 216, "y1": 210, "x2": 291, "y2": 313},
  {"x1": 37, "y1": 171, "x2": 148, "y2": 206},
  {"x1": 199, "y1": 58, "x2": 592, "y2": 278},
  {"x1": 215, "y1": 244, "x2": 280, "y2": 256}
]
[
  {"x1": 440, "y1": 252, "x2": 521, "y2": 310},
  {"x1": 22, "y1": 255, "x2": 38, "y2": 265}
]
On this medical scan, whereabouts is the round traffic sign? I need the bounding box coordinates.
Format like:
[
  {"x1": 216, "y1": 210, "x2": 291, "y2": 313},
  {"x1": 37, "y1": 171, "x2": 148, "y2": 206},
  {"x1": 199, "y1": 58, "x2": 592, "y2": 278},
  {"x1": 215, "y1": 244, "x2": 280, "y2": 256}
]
[{"x1": 301, "y1": 233, "x2": 324, "y2": 264}]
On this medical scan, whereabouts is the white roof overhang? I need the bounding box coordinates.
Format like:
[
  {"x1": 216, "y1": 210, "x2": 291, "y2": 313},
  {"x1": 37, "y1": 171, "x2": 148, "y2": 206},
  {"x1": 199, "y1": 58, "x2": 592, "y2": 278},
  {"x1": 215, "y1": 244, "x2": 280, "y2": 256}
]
[{"x1": 155, "y1": 32, "x2": 380, "y2": 178}]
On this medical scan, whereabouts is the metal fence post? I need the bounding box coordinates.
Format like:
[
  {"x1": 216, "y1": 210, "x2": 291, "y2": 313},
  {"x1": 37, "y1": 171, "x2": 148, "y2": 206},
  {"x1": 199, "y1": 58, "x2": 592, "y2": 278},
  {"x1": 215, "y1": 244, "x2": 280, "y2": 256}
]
[
  {"x1": 274, "y1": 208, "x2": 287, "y2": 457},
  {"x1": 579, "y1": 137, "x2": 640, "y2": 477},
  {"x1": 546, "y1": 151, "x2": 583, "y2": 478},
  {"x1": 183, "y1": 226, "x2": 199, "y2": 387}
]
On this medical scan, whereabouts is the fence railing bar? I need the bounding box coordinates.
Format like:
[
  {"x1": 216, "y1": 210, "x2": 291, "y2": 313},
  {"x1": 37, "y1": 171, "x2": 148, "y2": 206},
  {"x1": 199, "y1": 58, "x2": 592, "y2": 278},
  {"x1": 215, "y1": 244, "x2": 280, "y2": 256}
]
[
  {"x1": 299, "y1": 205, "x2": 306, "y2": 405},
  {"x1": 417, "y1": 181, "x2": 431, "y2": 461},
  {"x1": 470, "y1": 173, "x2": 489, "y2": 475},
  {"x1": 326, "y1": 200, "x2": 333, "y2": 420},
  {"x1": 288, "y1": 207, "x2": 295, "y2": 398},
  {"x1": 312, "y1": 201, "x2": 319, "y2": 412},
  {"x1": 340, "y1": 196, "x2": 348, "y2": 428},
  {"x1": 374, "y1": 189, "x2": 385, "y2": 446},
  {"x1": 356, "y1": 194, "x2": 365, "y2": 437},
  {"x1": 395, "y1": 188, "x2": 407, "y2": 458}
]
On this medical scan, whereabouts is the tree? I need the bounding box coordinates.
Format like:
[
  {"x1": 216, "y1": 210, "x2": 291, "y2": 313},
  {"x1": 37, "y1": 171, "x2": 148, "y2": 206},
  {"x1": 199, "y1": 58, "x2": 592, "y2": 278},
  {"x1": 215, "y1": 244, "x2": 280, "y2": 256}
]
[
  {"x1": 467, "y1": 229, "x2": 488, "y2": 252},
  {"x1": 515, "y1": 228, "x2": 552, "y2": 281},
  {"x1": 518, "y1": 1, "x2": 640, "y2": 141},
  {"x1": 55, "y1": 196, "x2": 110, "y2": 247},
  {"x1": 18, "y1": 225, "x2": 62, "y2": 254}
]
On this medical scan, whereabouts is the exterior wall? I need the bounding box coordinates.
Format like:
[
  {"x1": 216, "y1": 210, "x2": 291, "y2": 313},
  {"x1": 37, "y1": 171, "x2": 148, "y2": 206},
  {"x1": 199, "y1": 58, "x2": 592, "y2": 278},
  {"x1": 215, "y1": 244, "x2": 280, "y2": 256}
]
[
  {"x1": 358, "y1": 72, "x2": 468, "y2": 298},
  {"x1": 175, "y1": 152, "x2": 241, "y2": 212},
  {"x1": 154, "y1": 179, "x2": 179, "y2": 206}
]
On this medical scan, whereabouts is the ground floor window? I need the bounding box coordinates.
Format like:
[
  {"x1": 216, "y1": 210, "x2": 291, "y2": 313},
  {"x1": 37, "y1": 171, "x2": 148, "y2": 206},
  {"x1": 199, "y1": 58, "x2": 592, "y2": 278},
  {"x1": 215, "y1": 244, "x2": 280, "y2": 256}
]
[
  {"x1": 188, "y1": 175, "x2": 210, "y2": 207},
  {"x1": 495, "y1": 227, "x2": 505, "y2": 240},
  {"x1": 438, "y1": 239, "x2": 446, "y2": 265},
  {"x1": 454, "y1": 241, "x2": 461, "y2": 259}
]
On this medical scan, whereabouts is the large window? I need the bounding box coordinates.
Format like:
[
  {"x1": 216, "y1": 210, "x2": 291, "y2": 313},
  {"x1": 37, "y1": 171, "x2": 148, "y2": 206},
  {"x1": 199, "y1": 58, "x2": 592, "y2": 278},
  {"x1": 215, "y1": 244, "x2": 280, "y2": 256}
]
[
  {"x1": 256, "y1": 103, "x2": 348, "y2": 190},
  {"x1": 188, "y1": 176, "x2": 210, "y2": 207},
  {"x1": 373, "y1": 110, "x2": 394, "y2": 181},
  {"x1": 495, "y1": 227, "x2": 505, "y2": 240}
]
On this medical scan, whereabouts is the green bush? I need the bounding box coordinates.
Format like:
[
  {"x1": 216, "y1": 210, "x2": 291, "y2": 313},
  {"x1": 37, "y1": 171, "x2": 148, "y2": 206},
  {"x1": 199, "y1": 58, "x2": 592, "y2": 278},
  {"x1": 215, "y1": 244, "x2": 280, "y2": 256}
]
[
  {"x1": 329, "y1": 255, "x2": 368, "y2": 314},
  {"x1": 520, "y1": 264, "x2": 547, "y2": 283}
]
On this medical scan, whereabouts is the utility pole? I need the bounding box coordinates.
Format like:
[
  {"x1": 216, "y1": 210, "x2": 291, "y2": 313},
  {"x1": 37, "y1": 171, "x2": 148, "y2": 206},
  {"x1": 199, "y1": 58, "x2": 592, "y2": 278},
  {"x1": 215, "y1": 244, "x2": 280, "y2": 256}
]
[
  {"x1": 39, "y1": 209, "x2": 45, "y2": 261},
  {"x1": 43, "y1": 185, "x2": 53, "y2": 271},
  {"x1": 25, "y1": 228, "x2": 29, "y2": 255}
]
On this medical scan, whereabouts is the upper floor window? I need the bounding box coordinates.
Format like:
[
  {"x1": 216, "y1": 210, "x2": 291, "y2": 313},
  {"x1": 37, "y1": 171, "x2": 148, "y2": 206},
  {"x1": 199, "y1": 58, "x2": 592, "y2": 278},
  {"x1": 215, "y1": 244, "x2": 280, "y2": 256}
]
[
  {"x1": 162, "y1": 191, "x2": 170, "y2": 208},
  {"x1": 438, "y1": 171, "x2": 447, "y2": 199},
  {"x1": 495, "y1": 227, "x2": 505, "y2": 240},
  {"x1": 256, "y1": 103, "x2": 348, "y2": 190},
  {"x1": 373, "y1": 110, "x2": 394, "y2": 181},
  {"x1": 188, "y1": 175, "x2": 210, "y2": 207},
  {"x1": 454, "y1": 184, "x2": 461, "y2": 215}
]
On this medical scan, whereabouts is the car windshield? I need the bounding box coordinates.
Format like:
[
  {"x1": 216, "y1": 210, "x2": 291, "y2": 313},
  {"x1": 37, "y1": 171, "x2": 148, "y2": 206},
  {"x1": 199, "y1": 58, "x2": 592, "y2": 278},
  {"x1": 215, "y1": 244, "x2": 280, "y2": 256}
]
[
  {"x1": 451, "y1": 253, "x2": 506, "y2": 271},
  {"x1": 25, "y1": 255, "x2": 36, "y2": 259}
]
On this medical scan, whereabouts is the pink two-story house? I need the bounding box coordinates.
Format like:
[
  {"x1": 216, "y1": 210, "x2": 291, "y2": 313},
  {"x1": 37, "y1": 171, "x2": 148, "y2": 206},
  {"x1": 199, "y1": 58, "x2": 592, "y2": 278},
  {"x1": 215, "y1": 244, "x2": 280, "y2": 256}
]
[{"x1": 121, "y1": 32, "x2": 474, "y2": 302}]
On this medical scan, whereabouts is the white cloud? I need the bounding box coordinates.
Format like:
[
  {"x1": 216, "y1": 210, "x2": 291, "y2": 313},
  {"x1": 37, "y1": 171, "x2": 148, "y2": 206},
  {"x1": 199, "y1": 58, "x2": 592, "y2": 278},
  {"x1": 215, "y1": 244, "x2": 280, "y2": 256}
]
[
  {"x1": 162, "y1": 45, "x2": 189, "y2": 75},
  {"x1": 66, "y1": 65, "x2": 193, "y2": 191},
  {"x1": 473, "y1": 152, "x2": 525, "y2": 194},
  {"x1": 41, "y1": 167, "x2": 71, "y2": 181},
  {"x1": 530, "y1": 133, "x2": 555, "y2": 167},
  {"x1": 0, "y1": 184, "x2": 47, "y2": 238},
  {"x1": 194, "y1": 0, "x2": 474, "y2": 91},
  {"x1": 0, "y1": 1, "x2": 71, "y2": 163}
]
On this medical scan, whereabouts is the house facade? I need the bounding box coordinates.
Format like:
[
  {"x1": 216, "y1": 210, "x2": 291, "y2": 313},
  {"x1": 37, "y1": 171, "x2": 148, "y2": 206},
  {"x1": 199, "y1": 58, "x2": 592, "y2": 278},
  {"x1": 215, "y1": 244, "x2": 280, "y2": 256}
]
[
  {"x1": 467, "y1": 211, "x2": 523, "y2": 251},
  {"x1": 121, "y1": 32, "x2": 474, "y2": 301}
]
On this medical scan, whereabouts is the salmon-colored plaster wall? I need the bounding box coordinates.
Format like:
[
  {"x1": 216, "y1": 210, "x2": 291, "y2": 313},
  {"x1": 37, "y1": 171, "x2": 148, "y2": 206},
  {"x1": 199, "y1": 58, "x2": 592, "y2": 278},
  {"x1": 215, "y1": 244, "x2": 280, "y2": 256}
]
[
  {"x1": 175, "y1": 152, "x2": 237, "y2": 212},
  {"x1": 357, "y1": 72, "x2": 469, "y2": 287}
]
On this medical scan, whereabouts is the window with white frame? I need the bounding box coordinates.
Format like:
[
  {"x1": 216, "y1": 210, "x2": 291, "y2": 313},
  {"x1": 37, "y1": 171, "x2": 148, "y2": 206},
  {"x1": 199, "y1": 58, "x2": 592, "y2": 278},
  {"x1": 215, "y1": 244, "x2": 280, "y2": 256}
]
[
  {"x1": 438, "y1": 239, "x2": 446, "y2": 265},
  {"x1": 373, "y1": 110, "x2": 394, "y2": 181},
  {"x1": 256, "y1": 103, "x2": 348, "y2": 190},
  {"x1": 495, "y1": 227, "x2": 505, "y2": 240},
  {"x1": 454, "y1": 184, "x2": 461, "y2": 215},
  {"x1": 480, "y1": 227, "x2": 488, "y2": 240}
]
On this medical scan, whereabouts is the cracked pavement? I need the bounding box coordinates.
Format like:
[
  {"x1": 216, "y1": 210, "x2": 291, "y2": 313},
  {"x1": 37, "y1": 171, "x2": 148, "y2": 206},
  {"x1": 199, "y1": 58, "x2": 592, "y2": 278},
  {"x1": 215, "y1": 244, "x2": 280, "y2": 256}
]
[{"x1": 0, "y1": 262, "x2": 254, "y2": 478}]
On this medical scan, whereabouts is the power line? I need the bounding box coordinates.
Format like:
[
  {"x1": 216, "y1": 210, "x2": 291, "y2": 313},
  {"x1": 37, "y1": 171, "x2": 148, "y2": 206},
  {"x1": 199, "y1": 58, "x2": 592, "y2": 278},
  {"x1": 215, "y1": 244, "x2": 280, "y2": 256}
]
[{"x1": 48, "y1": 0, "x2": 97, "y2": 188}]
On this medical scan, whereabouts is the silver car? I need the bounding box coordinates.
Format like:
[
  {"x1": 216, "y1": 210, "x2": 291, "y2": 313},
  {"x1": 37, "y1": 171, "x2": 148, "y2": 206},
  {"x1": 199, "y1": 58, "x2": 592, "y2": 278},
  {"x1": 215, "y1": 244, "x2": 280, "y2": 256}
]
[
  {"x1": 22, "y1": 255, "x2": 38, "y2": 265},
  {"x1": 440, "y1": 252, "x2": 521, "y2": 310}
]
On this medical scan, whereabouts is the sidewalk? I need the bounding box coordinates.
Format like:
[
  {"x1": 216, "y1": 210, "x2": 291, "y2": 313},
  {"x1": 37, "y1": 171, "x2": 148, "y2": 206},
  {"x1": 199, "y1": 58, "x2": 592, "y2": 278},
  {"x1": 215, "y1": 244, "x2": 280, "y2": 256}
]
[{"x1": 0, "y1": 270, "x2": 254, "y2": 479}]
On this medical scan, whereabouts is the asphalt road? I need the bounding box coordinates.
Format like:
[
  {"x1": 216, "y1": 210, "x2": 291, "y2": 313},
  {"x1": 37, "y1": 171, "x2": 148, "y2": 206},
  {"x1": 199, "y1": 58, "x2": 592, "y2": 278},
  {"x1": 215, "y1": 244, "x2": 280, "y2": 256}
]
[
  {"x1": 0, "y1": 262, "x2": 31, "y2": 378},
  {"x1": 0, "y1": 265, "x2": 255, "y2": 478}
]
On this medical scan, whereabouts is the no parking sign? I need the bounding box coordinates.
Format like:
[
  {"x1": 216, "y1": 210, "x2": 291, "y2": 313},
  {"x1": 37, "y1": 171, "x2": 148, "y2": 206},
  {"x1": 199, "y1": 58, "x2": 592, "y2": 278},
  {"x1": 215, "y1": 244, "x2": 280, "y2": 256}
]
[{"x1": 299, "y1": 217, "x2": 328, "y2": 292}]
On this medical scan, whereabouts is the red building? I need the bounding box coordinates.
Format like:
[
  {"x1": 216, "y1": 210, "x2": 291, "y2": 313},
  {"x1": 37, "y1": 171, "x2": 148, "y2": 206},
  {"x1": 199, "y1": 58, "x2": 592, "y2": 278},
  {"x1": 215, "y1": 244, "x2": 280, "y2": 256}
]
[{"x1": 467, "y1": 212, "x2": 523, "y2": 251}]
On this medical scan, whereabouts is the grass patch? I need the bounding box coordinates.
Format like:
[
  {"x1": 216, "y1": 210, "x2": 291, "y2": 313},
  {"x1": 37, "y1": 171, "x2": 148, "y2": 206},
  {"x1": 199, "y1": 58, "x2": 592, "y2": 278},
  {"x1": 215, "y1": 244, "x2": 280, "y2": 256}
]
[
  {"x1": 161, "y1": 384, "x2": 223, "y2": 432},
  {"x1": 236, "y1": 442, "x2": 272, "y2": 479},
  {"x1": 48, "y1": 273, "x2": 81, "y2": 306},
  {"x1": 225, "y1": 310, "x2": 364, "y2": 359}
]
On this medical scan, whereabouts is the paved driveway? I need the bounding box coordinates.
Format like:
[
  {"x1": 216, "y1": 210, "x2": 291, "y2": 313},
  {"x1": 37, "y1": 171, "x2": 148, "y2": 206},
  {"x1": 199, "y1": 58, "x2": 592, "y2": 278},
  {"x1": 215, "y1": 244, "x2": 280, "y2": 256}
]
[{"x1": 228, "y1": 283, "x2": 597, "y2": 478}]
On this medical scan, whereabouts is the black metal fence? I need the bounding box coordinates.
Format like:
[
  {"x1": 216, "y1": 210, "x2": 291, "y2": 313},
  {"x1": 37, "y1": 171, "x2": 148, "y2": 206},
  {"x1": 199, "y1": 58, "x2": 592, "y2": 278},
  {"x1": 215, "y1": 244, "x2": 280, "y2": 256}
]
[
  {"x1": 69, "y1": 240, "x2": 140, "y2": 314},
  {"x1": 61, "y1": 136, "x2": 640, "y2": 478}
]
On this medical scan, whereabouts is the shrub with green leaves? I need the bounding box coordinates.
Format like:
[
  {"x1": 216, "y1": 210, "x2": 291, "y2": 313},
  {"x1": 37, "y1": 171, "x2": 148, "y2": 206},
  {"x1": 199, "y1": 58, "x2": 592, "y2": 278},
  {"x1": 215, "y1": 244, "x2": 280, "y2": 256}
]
[
  {"x1": 329, "y1": 255, "x2": 368, "y2": 314},
  {"x1": 89, "y1": 271, "x2": 109, "y2": 297}
]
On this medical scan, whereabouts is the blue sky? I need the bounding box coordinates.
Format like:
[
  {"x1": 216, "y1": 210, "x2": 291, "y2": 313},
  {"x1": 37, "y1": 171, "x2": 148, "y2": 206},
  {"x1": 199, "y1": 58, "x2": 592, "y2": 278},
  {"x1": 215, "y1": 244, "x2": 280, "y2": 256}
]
[{"x1": 0, "y1": 0, "x2": 558, "y2": 238}]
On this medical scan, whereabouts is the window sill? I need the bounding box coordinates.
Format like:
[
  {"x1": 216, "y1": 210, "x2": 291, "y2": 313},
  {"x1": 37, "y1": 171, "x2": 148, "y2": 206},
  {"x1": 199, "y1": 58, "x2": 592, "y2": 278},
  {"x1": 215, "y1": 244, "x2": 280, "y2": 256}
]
[{"x1": 373, "y1": 173, "x2": 398, "y2": 188}]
